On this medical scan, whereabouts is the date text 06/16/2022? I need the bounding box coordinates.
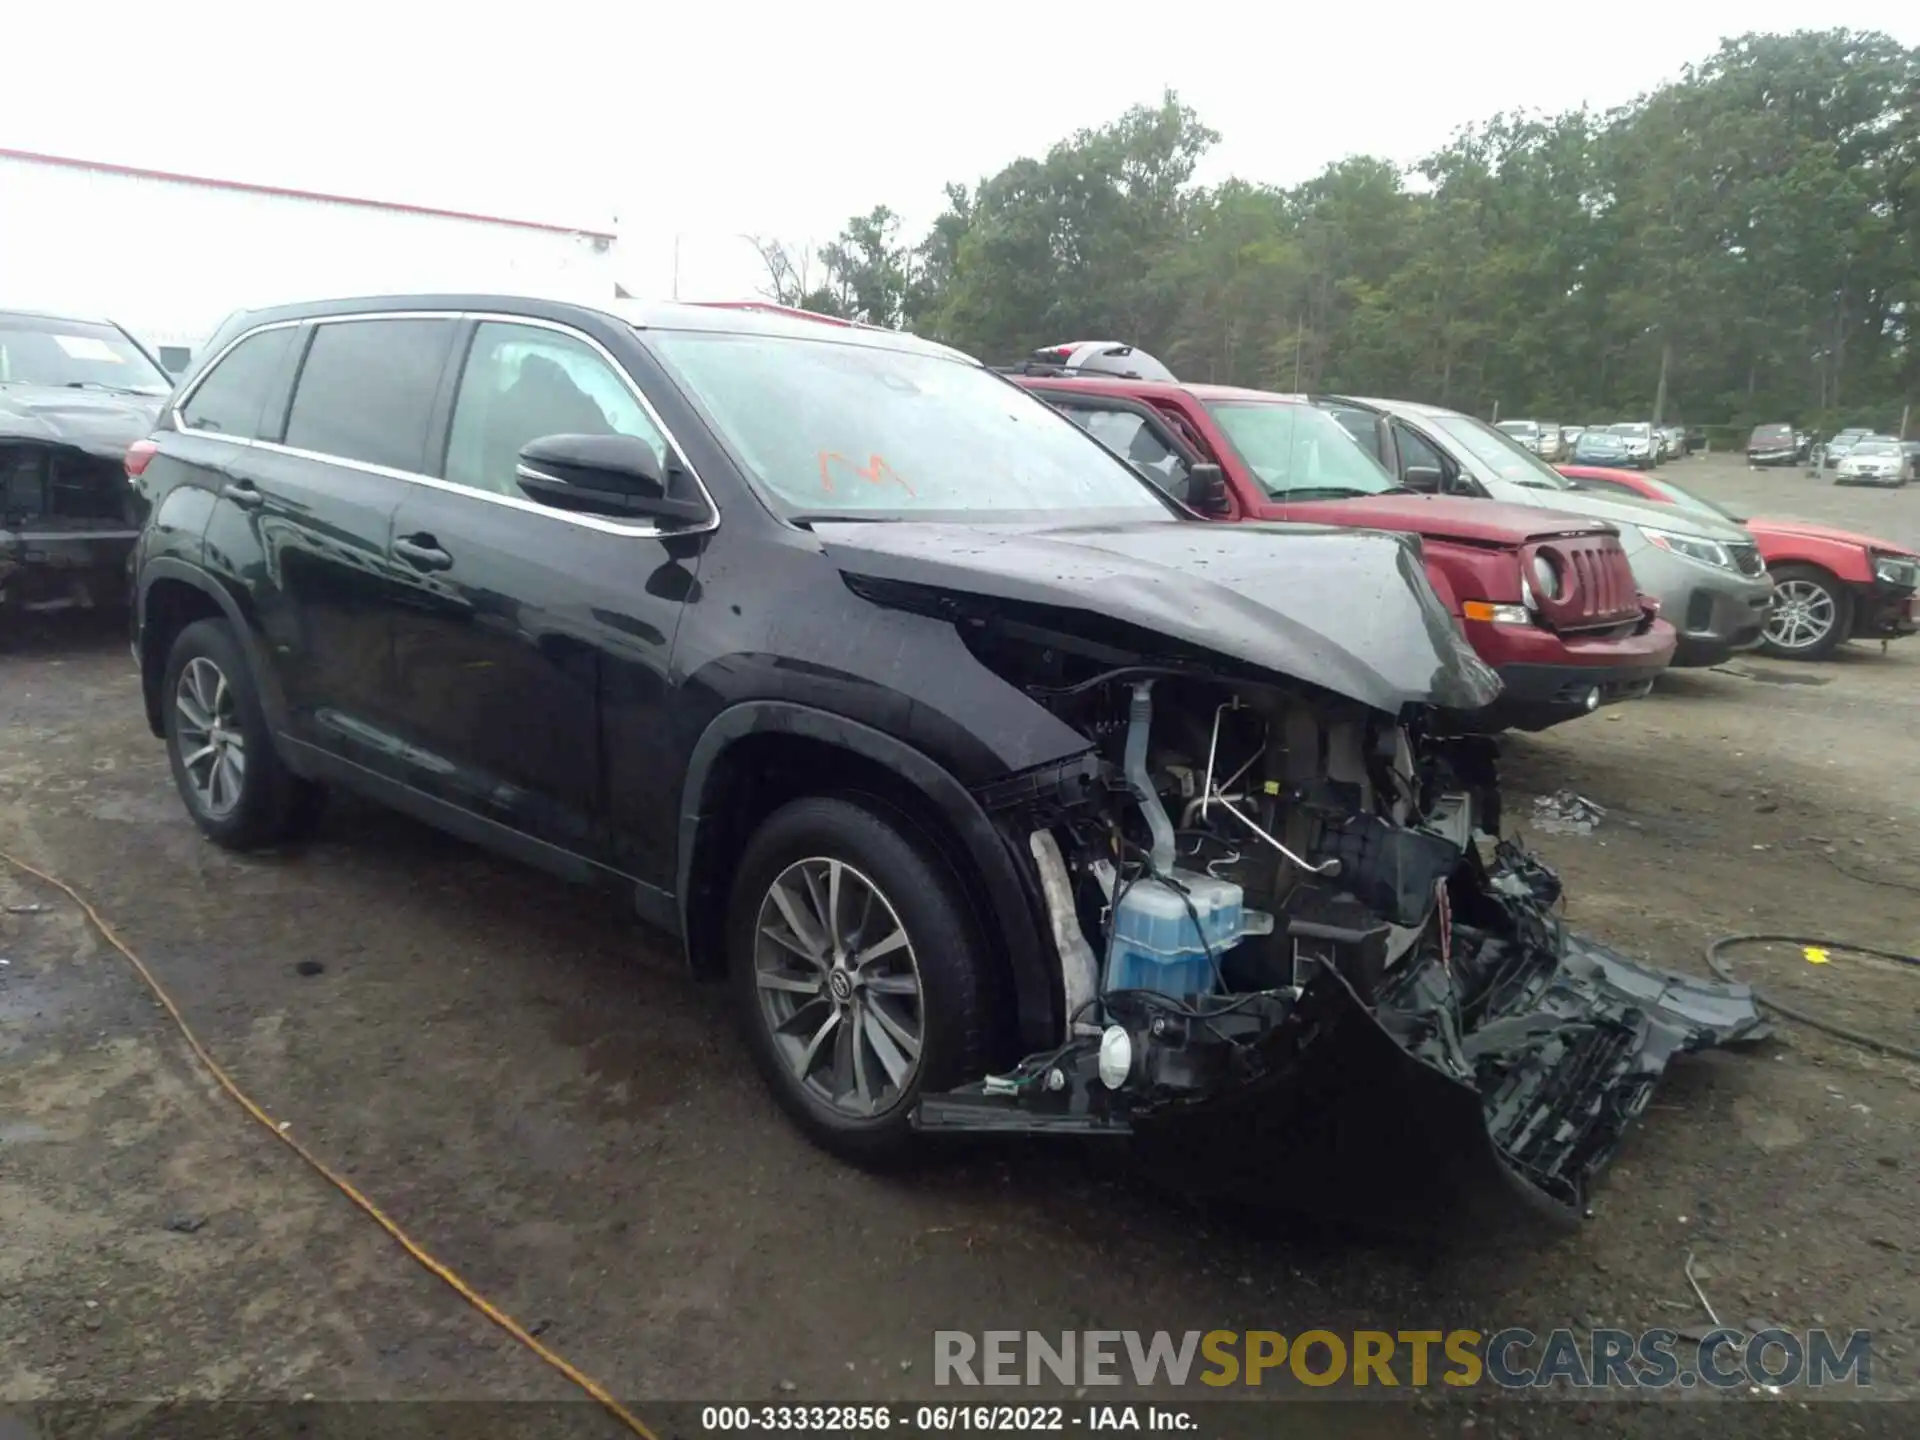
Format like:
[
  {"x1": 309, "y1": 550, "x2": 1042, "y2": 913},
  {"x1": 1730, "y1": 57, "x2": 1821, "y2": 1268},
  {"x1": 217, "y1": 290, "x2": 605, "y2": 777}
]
[{"x1": 700, "y1": 1405, "x2": 1194, "y2": 1432}]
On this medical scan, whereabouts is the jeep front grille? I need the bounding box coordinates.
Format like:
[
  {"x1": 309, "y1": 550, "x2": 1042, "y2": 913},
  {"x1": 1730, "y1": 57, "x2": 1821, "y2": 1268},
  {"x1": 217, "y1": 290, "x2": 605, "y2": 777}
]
[{"x1": 1530, "y1": 536, "x2": 1643, "y2": 631}]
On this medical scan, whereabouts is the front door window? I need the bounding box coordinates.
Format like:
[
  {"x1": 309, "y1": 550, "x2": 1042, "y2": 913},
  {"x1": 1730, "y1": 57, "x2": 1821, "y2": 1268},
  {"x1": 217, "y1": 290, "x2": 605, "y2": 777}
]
[{"x1": 444, "y1": 322, "x2": 669, "y2": 502}]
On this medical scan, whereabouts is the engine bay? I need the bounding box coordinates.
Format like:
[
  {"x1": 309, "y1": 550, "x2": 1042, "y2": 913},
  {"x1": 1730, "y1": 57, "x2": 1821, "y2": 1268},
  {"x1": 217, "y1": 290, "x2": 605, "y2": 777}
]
[{"x1": 919, "y1": 653, "x2": 1765, "y2": 1227}]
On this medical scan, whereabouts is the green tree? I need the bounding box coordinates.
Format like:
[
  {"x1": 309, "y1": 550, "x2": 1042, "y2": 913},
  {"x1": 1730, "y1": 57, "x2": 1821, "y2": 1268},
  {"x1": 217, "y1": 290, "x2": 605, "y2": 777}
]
[
  {"x1": 770, "y1": 31, "x2": 1920, "y2": 432},
  {"x1": 929, "y1": 91, "x2": 1219, "y2": 358},
  {"x1": 819, "y1": 206, "x2": 914, "y2": 328}
]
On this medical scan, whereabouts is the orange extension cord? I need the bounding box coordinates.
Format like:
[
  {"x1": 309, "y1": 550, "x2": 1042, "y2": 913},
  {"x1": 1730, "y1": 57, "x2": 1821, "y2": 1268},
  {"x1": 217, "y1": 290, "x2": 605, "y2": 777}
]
[{"x1": 0, "y1": 847, "x2": 659, "y2": 1440}]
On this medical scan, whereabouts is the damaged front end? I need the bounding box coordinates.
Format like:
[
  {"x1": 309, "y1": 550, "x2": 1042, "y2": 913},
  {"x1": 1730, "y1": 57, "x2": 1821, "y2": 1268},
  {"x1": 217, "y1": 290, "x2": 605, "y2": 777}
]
[
  {"x1": 2, "y1": 385, "x2": 157, "y2": 616},
  {"x1": 915, "y1": 653, "x2": 1764, "y2": 1230}
]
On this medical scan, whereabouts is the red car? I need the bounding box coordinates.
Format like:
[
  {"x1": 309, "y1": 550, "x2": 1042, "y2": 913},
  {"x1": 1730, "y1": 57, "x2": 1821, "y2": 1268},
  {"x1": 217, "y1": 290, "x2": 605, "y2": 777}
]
[
  {"x1": 1559, "y1": 464, "x2": 1920, "y2": 659},
  {"x1": 1005, "y1": 364, "x2": 1676, "y2": 730}
]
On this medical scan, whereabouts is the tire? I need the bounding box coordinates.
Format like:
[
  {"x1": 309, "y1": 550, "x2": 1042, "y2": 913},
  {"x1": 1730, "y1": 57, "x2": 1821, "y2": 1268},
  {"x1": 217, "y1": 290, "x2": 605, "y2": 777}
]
[
  {"x1": 162, "y1": 618, "x2": 327, "y2": 848},
  {"x1": 727, "y1": 794, "x2": 990, "y2": 1163},
  {"x1": 1759, "y1": 564, "x2": 1852, "y2": 662}
]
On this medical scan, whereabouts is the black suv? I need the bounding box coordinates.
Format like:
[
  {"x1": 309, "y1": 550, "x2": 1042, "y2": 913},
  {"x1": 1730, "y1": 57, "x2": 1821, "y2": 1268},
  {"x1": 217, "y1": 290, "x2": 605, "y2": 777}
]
[{"x1": 129, "y1": 295, "x2": 1756, "y2": 1226}]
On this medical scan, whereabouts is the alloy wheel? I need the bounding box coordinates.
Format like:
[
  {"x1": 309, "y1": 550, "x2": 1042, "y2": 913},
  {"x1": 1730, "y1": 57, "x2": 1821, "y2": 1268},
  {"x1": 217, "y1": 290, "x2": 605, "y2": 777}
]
[
  {"x1": 1764, "y1": 578, "x2": 1837, "y2": 652},
  {"x1": 752, "y1": 856, "x2": 924, "y2": 1118},
  {"x1": 174, "y1": 656, "x2": 247, "y2": 818}
]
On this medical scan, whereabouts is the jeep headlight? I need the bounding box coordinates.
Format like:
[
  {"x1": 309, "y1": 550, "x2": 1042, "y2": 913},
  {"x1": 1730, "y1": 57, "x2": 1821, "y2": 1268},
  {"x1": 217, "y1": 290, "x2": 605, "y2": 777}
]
[
  {"x1": 1530, "y1": 553, "x2": 1562, "y2": 600},
  {"x1": 1642, "y1": 526, "x2": 1735, "y2": 571}
]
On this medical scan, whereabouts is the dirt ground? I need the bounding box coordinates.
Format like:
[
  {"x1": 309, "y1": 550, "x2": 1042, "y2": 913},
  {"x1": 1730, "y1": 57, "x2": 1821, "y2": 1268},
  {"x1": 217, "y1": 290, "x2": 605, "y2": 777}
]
[{"x1": 2, "y1": 453, "x2": 1916, "y2": 1437}]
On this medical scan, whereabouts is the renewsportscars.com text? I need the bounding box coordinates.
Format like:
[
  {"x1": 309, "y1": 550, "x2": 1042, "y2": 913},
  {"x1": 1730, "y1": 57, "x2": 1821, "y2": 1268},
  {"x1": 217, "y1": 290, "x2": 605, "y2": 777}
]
[{"x1": 933, "y1": 1328, "x2": 1872, "y2": 1391}]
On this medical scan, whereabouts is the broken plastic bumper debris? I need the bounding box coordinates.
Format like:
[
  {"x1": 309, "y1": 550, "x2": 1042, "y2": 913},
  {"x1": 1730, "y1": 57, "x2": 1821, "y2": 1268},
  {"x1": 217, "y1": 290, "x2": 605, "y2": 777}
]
[{"x1": 915, "y1": 843, "x2": 1765, "y2": 1230}]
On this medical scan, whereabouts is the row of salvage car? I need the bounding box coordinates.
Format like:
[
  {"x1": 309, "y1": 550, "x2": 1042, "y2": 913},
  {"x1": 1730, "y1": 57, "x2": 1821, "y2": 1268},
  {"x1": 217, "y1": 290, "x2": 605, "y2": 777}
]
[
  {"x1": 7, "y1": 297, "x2": 1894, "y2": 1232},
  {"x1": 1003, "y1": 339, "x2": 1916, "y2": 673}
]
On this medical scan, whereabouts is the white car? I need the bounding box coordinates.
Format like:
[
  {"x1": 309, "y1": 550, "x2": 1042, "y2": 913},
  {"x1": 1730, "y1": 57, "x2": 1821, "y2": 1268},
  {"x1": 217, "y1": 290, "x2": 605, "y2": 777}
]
[
  {"x1": 1607, "y1": 422, "x2": 1657, "y2": 468},
  {"x1": 1834, "y1": 437, "x2": 1912, "y2": 487},
  {"x1": 1496, "y1": 419, "x2": 1545, "y2": 453}
]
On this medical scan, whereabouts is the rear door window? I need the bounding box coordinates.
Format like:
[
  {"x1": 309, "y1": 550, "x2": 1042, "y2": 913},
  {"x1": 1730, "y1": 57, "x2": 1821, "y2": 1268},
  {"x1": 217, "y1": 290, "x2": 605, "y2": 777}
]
[
  {"x1": 283, "y1": 318, "x2": 458, "y2": 473},
  {"x1": 178, "y1": 326, "x2": 298, "y2": 440}
]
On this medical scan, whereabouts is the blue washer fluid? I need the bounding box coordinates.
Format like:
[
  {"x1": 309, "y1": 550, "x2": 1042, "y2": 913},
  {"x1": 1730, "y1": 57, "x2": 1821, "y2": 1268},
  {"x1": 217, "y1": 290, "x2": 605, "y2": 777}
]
[{"x1": 1105, "y1": 871, "x2": 1250, "y2": 1001}]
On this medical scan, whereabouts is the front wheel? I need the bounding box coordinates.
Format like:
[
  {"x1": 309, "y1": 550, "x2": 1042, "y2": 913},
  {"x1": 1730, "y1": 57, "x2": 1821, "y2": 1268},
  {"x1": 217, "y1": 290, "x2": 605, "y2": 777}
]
[
  {"x1": 727, "y1": 795, "x2": 991, "y2": 1162},
  {"x1": 1759, "y1": 565, "x2": 1851, "y2": 661}
]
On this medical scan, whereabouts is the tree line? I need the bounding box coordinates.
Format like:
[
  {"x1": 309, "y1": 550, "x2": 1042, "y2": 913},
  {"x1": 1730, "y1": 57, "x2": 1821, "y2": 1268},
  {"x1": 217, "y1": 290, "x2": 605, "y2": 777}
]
[{"x1": 748, "y1": 29, "x2": 1918, "y2": 433}]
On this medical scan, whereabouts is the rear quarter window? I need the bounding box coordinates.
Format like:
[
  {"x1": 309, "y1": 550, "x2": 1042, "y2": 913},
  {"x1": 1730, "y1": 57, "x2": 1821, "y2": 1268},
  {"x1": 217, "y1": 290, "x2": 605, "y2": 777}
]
[{"x1": 178, "y1": 327, "x2": 298, "y2": 440}]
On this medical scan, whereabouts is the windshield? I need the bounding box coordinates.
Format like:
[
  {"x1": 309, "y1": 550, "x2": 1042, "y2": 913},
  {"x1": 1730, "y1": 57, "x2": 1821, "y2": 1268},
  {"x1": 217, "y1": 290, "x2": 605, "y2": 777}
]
[
  {"x1": 1427, "y1": 413, "x2": 1575, "y2": 489},
  {"x1": 0, "y1": 316, "x2": 172, "y2": 395},
  {"x1": 643, "y1": 330, "x2": 1172, "y2": 521},
  {"x1": 1577, "y1": 432, "x2": 1626, "y2": 448},
  {"x1": 1496, "y1": 421, "x2": 1537, "y2": 437},
  {"x1": 1750, "y1": 425, "x2": 1791, "y2": 442},
  {"x1": 1609, "y1": 423, "x2": 1651, "y2": 438},
  {"x1": 1851, "y1": 440, "x2": 1898, "y2": 457},
  {"x1": 1205, "y1": 400, "x2": 1401, "y2": 498}
]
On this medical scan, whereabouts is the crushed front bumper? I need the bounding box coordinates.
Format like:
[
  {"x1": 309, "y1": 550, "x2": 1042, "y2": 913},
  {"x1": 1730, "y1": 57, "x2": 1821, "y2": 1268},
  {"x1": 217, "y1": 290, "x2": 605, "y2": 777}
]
[
  {"x1": 1853, "y1": 582, "x2": 1918, "y2": 641},
  {"x1": 1, "y1": 526, "x2": 139, "y2": 613},
  {"x1": 916, "y1": 842, "x2": 1764, "y2": 1232}
]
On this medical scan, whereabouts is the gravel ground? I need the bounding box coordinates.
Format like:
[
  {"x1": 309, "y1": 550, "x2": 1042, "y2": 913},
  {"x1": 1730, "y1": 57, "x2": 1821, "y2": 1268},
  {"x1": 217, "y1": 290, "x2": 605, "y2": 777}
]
[{"x1": 2, "y1": 453, "x2": 1916, "y2": 1437}]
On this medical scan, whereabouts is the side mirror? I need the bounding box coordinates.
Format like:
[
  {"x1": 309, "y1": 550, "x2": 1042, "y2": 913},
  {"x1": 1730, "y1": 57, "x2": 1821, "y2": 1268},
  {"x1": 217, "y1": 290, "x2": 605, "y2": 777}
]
[
  {"x1": 1186, "y1": 462, "x2": 1229, "y2": 513},
  {"x1": 1403, "y1": 465, "x2": 1444, "y2": 493},
  {"x1": 516, "y1": 434, "x2": 708, "y2": 523}
]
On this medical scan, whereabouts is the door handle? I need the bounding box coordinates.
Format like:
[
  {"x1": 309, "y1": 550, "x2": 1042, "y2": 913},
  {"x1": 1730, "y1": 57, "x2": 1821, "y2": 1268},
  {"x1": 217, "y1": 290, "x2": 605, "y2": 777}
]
[
  {"x1": 394, "y1": 534, "x2": 453, "y2": 571},
  {"x1": 222, "y1": 480, "x2": 265, "y2": 509}
]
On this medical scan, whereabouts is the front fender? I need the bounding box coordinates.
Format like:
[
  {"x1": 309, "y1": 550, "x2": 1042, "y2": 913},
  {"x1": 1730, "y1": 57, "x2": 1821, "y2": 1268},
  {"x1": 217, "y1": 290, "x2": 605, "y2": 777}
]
[
  {"x1": 678, "y1": 700, "x2": 1063, "y2": 1050},
  {"x1": 1756, "y1": 534, "x2": 1874, "y2": 585}
]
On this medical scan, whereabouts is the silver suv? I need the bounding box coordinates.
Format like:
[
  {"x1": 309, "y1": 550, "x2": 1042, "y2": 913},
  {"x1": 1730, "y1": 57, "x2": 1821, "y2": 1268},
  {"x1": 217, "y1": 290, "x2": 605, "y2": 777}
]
[{"x1": 1326, "y1": 397, "x2": 1775, "y2": 667}]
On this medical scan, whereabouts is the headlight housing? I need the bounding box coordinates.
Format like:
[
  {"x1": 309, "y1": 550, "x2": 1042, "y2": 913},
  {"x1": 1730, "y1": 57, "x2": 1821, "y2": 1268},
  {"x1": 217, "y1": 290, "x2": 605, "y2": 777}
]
[
  {"x1": 1642, "y1": 526, "x2": 1735, "y2": 571},
  {"x1": 1874, "y1": 554, "x2": 1919, "y2": 587},
  {"x1": 1530, "y1": 553, "x2": 1562, "y2": 600}
]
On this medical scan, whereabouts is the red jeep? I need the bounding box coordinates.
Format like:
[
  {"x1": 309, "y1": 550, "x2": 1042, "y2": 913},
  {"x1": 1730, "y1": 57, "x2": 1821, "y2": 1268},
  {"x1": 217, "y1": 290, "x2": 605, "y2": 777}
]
[{"x1": 1008, "y1": 358, "x2": 1676, "y2": 730}]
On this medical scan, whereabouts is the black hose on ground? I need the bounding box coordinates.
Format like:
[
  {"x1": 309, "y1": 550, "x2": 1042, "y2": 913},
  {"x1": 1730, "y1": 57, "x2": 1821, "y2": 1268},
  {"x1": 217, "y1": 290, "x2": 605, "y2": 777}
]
[{"x1": 1705, "y1": 933, "x2": 1920, "y2": 1064}]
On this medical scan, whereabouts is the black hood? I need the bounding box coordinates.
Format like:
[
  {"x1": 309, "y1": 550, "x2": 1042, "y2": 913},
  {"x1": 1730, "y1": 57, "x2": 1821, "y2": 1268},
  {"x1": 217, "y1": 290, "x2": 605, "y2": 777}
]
[
  {"x1": 0, "y1": 384, "x2": 166, "y2": 459},
  {"x1": 815, "y1": 519, "x2": 1502, "y2": 714}
]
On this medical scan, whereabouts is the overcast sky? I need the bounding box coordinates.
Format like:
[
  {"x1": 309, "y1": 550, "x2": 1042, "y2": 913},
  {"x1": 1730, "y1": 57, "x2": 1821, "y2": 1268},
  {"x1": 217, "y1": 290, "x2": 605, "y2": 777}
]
[{"x1": 12, "y1": 1, "x2": 1919, "y2": 302}]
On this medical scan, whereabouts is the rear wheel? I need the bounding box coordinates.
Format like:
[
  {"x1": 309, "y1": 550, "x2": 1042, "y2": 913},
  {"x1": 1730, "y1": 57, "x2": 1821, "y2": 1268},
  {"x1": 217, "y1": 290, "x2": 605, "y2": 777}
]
[
  {"x1": 162, "y1": 619, "x2": 326, "y2": 848},
  {"x1": 727, "y1": 795, "x2": 990, "y2": 1162},
  {"x1": 1760, "y1": 565, "x2": 1851, "y2": 661}
]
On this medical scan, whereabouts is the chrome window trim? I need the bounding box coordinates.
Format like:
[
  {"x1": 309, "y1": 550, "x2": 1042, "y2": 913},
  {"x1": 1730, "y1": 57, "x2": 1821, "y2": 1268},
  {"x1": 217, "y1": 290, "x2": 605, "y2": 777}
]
[
  {"x1": 170, "y1": 316, "x2": 305, "y2": 439},
  {"x1": 167, "y1": 308, "x2": 720, "y2": 540}
]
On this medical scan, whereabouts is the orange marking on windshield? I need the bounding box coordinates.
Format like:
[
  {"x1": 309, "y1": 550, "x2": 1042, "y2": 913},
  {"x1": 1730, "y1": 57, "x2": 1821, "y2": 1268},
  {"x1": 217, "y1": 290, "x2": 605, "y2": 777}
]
[{"x1": 817, "y1": 451, "x2": 916, "y2": 497}]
